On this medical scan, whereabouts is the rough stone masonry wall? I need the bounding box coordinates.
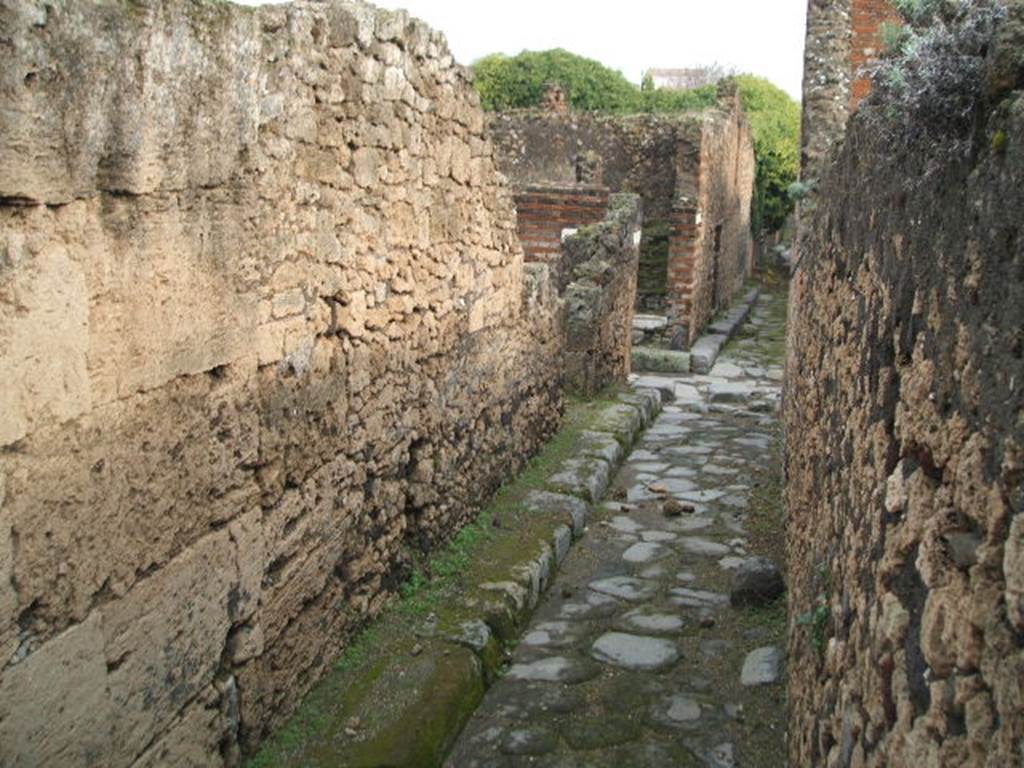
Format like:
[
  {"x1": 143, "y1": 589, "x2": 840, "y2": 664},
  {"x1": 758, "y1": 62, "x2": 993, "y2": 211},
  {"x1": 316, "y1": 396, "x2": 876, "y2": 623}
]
[
  {"x1": 561, "y1": 194, "x2": 642, "y2": 395},
  {"x1": 0, "y1": 1, "x2": 565, "y2": 765},
  {"x1": 785, "y1": 24, "x2": 1024, "y2": 768}
]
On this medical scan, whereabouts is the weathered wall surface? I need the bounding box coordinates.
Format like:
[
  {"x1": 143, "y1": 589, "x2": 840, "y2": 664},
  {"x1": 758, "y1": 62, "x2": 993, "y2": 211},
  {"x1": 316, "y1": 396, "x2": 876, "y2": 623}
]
[
  {"x1": 488, "y1": 92, "x2": 754, "y2": 340},
  {"x1": 562, "y1": 194, "x2": 642, "y2": 395},
  {"x1": 800, "y1": 0, "x2": 897, "y2": 184},
  {"x1": 0, "y1": 0, "x2": 565, "y2": 764},
  {"x1": 785, "y1": 36, "x2": 1024, "y2": 768}
]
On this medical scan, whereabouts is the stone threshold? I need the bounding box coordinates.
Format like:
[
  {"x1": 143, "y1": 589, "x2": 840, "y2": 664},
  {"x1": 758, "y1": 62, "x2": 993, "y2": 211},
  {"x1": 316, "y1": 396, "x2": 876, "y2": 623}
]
[
  {"x1": 248, "y1": 388, "x2": 665, "y2": 768},
  {"x1": 630, "y1": 288, "x2": 761, "y2": 376}
]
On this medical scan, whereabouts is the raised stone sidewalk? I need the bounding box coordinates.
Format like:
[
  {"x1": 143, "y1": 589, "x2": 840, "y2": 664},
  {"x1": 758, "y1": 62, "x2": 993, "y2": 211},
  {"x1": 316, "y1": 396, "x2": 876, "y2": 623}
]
[{"x1": 446, "y1": 288, "x2": 789, "y2": 767}]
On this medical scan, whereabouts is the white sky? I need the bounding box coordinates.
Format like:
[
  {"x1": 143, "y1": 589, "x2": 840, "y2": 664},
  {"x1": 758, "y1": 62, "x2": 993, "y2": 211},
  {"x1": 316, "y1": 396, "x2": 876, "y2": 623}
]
[{"x1": 238, "y1": 1, "x2": 808, "y2": 101}]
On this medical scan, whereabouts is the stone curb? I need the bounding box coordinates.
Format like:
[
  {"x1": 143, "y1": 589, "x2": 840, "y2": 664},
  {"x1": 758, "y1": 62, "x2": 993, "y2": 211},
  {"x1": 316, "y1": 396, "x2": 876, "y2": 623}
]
[
  {"x1": 327, "y1": 388, "x2": 665, "y2": 767},
  {"x1": 630, "y1": 288, "x2": 761, "y2": 375},
  {"x1": 689, "y1": 287, "x2": 761, "y2": 374}
]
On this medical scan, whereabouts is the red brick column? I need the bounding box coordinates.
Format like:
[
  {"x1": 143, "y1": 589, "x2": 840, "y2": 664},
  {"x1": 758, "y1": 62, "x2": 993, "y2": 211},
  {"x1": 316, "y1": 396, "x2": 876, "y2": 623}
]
[
  {"x1": 665, "y1": 205, "x2": 700, "y2": 340},
  {"x1": 850, "y1": 0, "x2": 900, "y2": 110}
]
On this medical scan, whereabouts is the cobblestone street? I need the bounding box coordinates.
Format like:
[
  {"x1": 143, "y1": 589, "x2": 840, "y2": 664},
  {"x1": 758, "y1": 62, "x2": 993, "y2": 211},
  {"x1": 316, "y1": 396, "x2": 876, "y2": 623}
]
[{"x1": 447, "y1": 288, "x2": 790, "y2": 767}]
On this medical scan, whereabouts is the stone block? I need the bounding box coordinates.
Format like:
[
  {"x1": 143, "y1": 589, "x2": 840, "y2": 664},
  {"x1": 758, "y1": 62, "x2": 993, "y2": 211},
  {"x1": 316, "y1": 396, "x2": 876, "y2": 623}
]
[
  {"x1": 545, "y1": 456, "x2": 612, "y2": 503},
  {"x1": 102, "y1": 530, "x2": 236, "y2": 760},
  {"x1": 631, "y1": 346, "x2": 691, "y2": 374},
  {"x1": 522, "y1": 490, "x2": 590, "y2": 539},
  {"x1": 689, "y1": 335, "x2": 727, "y2": 374},
  {"x1": 0, "y1": 613, "x2": 114, "y2": 766}
]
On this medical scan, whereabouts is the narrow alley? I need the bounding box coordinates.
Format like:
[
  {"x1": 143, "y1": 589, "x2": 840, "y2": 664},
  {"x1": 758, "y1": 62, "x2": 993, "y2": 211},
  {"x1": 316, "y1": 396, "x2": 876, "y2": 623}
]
[{"x1": 447, "y1": 285, "x2": 789, "y2": 767}]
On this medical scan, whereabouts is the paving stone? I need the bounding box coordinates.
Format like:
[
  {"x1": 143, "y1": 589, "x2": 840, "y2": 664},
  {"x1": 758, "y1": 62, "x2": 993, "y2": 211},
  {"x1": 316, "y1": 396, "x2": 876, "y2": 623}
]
[
  {"x1": 450, "y1": 288, "x2": 789, "y2": 766},
  {"x1": 591, "y1": 632, "x2": 680, "y2": 671},
  {"x1": 559, "y1": 591, "x2": 621, "y2": 620},
  {"x1": 674, "y1": 383, "x2": 703, "y2": 403},
  {"x1": 653, "y1": 693, "x2": 702, "y2": 727},
  {"x1": 506, "y1": 657, "x2": 600, "y2": 684},
  {"x1": 640, "y1": 530, "x2": 677, "y2": 543},
  {"x1": 629, "y1": 449, "x2": 661, "y2": 462},
  {"x1": 653, "y1": 477, "x2": 698, "y2": 495},
  {"x1": 708, "y1": 381, "x2": 757, "y2": 403},
  {"x1": 631, "y1": 461, "x2": 671, "y2": 474},
  {"x1": 670, "y1": 587, "x2": 729, "y2": 608},
  {"x1": 664, "y1": 466, "x2": 697, "y2": 478},
  {"x1": 741, "y1": 646, "x2": 784, "y2": 686},
  {"x1": 666, "y1": 517, "x2": 713, "y2": 532},
  {"x1": 500, "y1": 728, "x2": 558, "y2": 756},
  {"x1": 675, "y1": 489, "x2": 727, "y2": 503},
  {"x1": 619, "y1": 609, "x2": 685, "y2": 635},
  {"x1": 626, "y1": 484, "x2": 659, "y2": 503},
  {"x1": 588, "y1": 576, "x2": 657, "y2": 602},
  {"x1": 639, "y1": 564, "x2": 668, "y2": 580},
  {"x1": 522, "y1": 621, "x2": 583, "y2": 649},
  {"x1": 709, "y1": 361, "x2": 744, "y2": 378},
  {"x1": 622, "y1": 542, "x2": 669, "y2": 564},
  {"x1": 706, "y1": 742, "x2": 738, "y2": 768},
  {"x1": 608, "y1": 516, "x2": 643, "y2": 534},
  {"x1": 702, "y1": 464, "x2": 737, "y2": 476},
  {"x1": 678, "y1": 537, "x2": 732, "y2": 556}
]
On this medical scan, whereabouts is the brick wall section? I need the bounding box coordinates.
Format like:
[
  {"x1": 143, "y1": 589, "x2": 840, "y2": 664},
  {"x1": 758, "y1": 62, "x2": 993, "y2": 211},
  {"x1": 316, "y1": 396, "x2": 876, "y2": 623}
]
[
  {"x1": 851, "y1": 0, "x2": 901, "y2": 109},
  {"x1": 786, "y1": 16, "x2": 1024, "y2": 766},
  {"x1": 801, "y1": 0, "x2": 898, "y2": 183},
  {"x1": 665, "y1": 205, "x2": 699, "y2": 333},
  {"x1": 514, "y1": 185, "x2": 610, "y2": 289},
  {"x1": 562, "y1": 194, "x2": 642, "y2": 395},
  {"x1": 0, "y1": 1, "x2": 565, "y2": 765}
]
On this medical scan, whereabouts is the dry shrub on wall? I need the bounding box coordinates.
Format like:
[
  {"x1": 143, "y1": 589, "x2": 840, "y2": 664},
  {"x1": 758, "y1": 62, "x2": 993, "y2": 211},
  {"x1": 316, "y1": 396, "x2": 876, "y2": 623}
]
[{"x1": 862, "y1": 0, "x2": 1008, "y2": 180}]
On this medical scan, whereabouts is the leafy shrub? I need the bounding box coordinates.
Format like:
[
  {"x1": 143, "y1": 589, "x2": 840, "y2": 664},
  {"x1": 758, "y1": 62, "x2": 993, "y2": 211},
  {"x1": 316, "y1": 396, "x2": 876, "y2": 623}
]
[
  {"x1": 471, "y1": 48, "x2": 717, "y2": 114},
  {"x1": 863, "y1": 0, "x2": 1008, "y2": 178},
  {"x1": 472, "y1": 49, "x2": 641, "y2": 112}
]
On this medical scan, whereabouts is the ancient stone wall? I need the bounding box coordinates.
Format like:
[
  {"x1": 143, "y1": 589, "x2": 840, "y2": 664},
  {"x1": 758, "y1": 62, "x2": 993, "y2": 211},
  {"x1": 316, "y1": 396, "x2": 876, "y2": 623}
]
[
  {"x1": 800, "y1": 0, "x2": 897, "y2": 184},
  {"x1": 0, "y1": 0, "x2": 566, "y2": 764},
  {"x1": 488, "y1": 91, "x2": 754, "y2": 341},
  {"x1": 562, "y1": 194, "x2": 642, "y2": 395},
  {"x1": 785, "y1": 28, "x2": 1024, "y2": 768}
]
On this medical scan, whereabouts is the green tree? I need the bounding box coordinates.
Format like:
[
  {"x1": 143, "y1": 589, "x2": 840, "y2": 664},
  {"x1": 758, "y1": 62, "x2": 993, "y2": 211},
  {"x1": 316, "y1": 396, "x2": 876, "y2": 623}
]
[{"x1": 733, "y1": 75, "x2": 801, "y2": 235}]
